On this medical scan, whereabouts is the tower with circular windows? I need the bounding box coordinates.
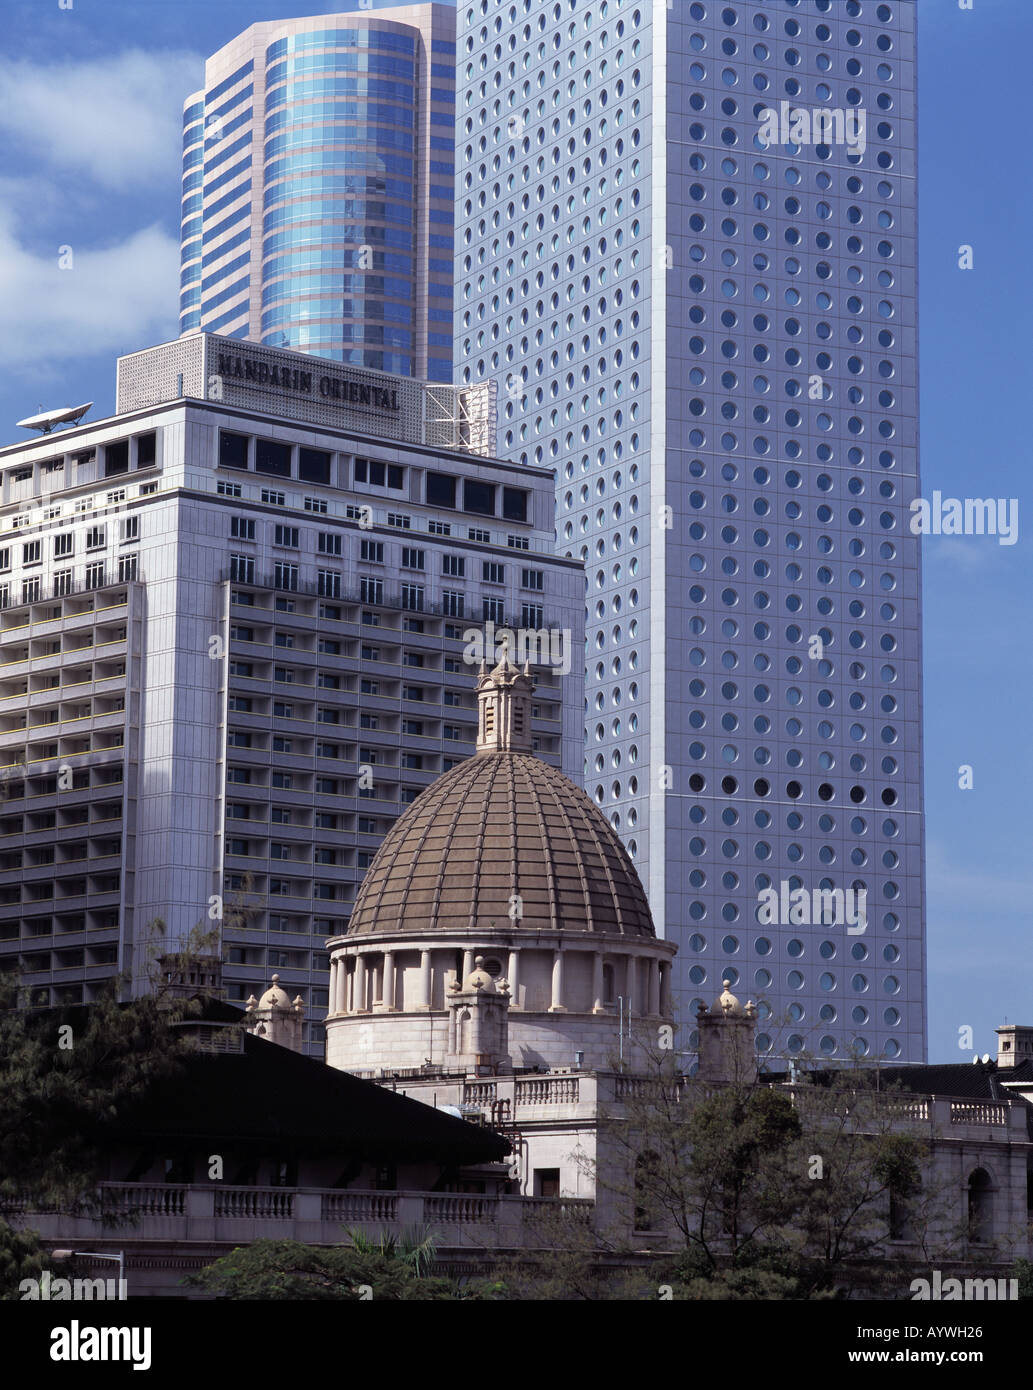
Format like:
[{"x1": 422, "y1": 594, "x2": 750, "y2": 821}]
[{"x1": 454, "y1": 0, "x2": 923, "y2": 1065}]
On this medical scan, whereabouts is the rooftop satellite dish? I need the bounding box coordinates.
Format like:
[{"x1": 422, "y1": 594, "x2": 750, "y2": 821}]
[{"x1": 16, "y1": 402, "x2": 93, "y2": 435}]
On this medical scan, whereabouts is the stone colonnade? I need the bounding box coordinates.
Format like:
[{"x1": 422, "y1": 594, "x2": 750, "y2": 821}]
[{"x1": 327, "y1": 944, "x2": 673, "y2": 1018}]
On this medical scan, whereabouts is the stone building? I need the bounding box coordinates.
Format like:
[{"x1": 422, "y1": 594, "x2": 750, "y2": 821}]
[
  {"x1": 12, "y1": 991, "x2": 512, "y2": 1298},
  {"x1": 14, "y1": 667, "x2": 1030, "y2": 1295},
  {"x1": 324, "y1": 652, "x2": 678, "y2": 1201},
  {"x1": 322, "y1": 658, "x2": 1033, "y2": 1257}
]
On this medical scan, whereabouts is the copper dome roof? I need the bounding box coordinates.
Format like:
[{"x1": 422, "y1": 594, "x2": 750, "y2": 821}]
[{"x1": 347, "y1": 750, "x2": 656, "y2": 939}]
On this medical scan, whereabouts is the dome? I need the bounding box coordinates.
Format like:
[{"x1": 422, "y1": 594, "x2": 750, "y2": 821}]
[
  {"x1": 714, "y1": 980, "x2": 744, "y2": 1016},
  {"x1": 459, "y1": 955, "x2": 498, "y2": 994},
  {"x1": 258, "y1": 974, "x2": 291, "y2": 1010},
  {"x1": 347, "y1": 654, "x2": 656, "y2": 940},
  {"x1": 348, "y1": 755, "x2": 655, "y2": 940}
]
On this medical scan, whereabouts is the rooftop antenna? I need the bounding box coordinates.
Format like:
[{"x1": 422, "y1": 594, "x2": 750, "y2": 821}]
[{"x1": 16, "y1": 402, "x2": 93, "y2": 435}]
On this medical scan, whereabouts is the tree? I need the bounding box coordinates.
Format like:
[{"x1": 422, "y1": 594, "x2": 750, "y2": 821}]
[
  {"x1": 487, "y1": 1204, "x2": 643, "y2": 1301},
  {"x1": 586, "y1": 1032, "x2": 961, "y2": 1299},
  {"x1": 0, "y1": 972, "x2": 189, "y2": 1213},
  {"x1": 0, "y1": 970, "x2": 191, "y2": 1298},
  {"x1": 0, "y1": 1224, "x2": 51, "y2": 1303}
]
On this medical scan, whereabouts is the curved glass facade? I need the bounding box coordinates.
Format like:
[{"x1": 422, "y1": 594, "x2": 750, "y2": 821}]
[{"x1": 180, "y1": 7, "x2": 456, "y2": 381}]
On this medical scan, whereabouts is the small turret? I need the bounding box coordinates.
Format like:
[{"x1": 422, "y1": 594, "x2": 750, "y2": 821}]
[
  {"x1": 697, "y1": 979, "x2": 758, "y2": 1085},
  {"x1": 244, "y1": 974, "x2": 306, "y2": 1052},
  {"x1": 445, "y1": 956, "x2": 512, "y2": 1075}
]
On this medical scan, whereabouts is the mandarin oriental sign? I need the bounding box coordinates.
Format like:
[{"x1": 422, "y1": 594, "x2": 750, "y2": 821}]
[
  {"x1": 116, "y1": 333, "x2": 494, "y2": 455},
  {"x1": 215, "y1": 351, "x2": 401, "y2": 413}
]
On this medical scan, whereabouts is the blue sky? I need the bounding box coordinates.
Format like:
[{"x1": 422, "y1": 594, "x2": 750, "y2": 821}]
[{"x1": 0, "y1": 0, "x2": 1027, "y2": 1063}]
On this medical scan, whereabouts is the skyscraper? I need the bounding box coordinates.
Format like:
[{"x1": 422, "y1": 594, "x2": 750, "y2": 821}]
[
  {"x1": 454, "y1": 0, "x2": 923, "y2": 1062},
  {"x1": 180, "y1": 4, "x2": 458, "y2": 382}
]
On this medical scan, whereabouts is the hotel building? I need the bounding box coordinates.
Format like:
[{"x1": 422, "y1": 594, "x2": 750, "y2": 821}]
[{"x1": 0, "y1": 333, "x2": 583, "y2": 1051}]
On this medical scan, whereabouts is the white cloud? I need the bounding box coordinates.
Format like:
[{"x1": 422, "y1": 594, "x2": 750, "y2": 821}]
[
  {"x1": 0, "y1": 216, "x2": 180, "y2": 372},
  {"x1": 0, "y1": 50, "x2": 202, "y2": 191}
]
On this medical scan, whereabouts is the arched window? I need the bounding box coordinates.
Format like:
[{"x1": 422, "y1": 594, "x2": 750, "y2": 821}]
[
  {"x1": 889, "y1": 1182, "x2": 916, "y2": 1241},
  {"x1": 968, "y1": 1168, "x2": 994, "y2": 1244},
  {"x1": 634, "y1": 1149, "x2": 661, "y2": 1231}
]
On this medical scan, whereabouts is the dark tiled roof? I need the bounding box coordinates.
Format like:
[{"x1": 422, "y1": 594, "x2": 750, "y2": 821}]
[
  {"x1": 107, "y1": 1032, "x2": 509, "y2": 1165},
  {"x1": 765, "y1": 1059, "x2": 1033, "y2": 1102},
  {"x1": 873, "y1": 1059, "x2": 1033, "y2": 1101},
  {"x1": 349, "y1": 750, "x2": 655, "y2": 938}
]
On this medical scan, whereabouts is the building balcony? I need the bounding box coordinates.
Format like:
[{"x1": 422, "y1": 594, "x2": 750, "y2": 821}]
[{"x1": 16, "y1": 1182, "x2": 594, "y2": 1256}]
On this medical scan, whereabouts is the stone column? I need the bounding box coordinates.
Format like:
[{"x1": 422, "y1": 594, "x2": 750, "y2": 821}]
[
  {"x1": 383, "y1": 951, "x2": 395, "y2": 1010},
  {"x1": 649, "y1": 959, "x2": 661, "y2": 1017},
  {"x1": 659, "y1": 960, "x2": 671, "y2": 1016},
  {"x1": 625, "y1": 955, "x2": 637, "y2": 1014},
  {"x1": 419, "y1": 950, "x2": 432, "y2": 1010},
  {"x1": 354, "y1": 954, "x2": 367, "y2": 1013},
  {"x1": 328, "y1": 959, "x2": 338, "y2": 1016},
  {"x1": 507, "y1": 949, "x2": 520, "y2": 1010},
  {"x1": 549, "y1": 949, "x2": 566, "y2": 1012},
  {"x1": 592, "y1": 953, "x2": 605, "y2": 1014}
]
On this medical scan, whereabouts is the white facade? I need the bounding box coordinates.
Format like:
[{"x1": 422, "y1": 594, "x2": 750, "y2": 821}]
[
  {"x1": 453, "y1": 0, "x2": 926, "y2": 1067},
  {"x1": 0, "y1": 336, "x2": 584, "y2": 1050}
]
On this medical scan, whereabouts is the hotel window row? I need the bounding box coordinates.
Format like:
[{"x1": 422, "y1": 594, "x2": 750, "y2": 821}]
[{"x1": 218, "y1": 430, "x2": 529, "y2": 523}]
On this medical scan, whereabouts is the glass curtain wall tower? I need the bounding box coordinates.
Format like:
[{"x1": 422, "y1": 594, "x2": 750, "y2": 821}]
[
  {"x1": 454, "y1": 0, "x2": 924, "y2": 1063},
  {"x1": 181, "y1": 5, "x2": 458, "y2": 382}
]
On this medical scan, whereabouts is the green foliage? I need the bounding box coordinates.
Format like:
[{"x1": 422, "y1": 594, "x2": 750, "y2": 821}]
[
  {"x1": 0, "y1": 971, "x2": 188, "y2": 1214},
  {"x1": 1014, "y1": 1258, "x2": 1033, "y2": 1300},
  {"x1": 189, "y1": 1236, "x2": 500, "y2": 1301},
  {"x1": 489, "y1": 1205, "x2": 628, "y2": 1300},
  {"x1": 344, "y1": 1225, "x2": 437, "y2": 1278},
  {"x1": 588, "y1": 1042, "x2": 959, "y2": 1300},
  {"x1": 0, "y1": 1224, "x2": 50, "y2": 1301},
  {"x1": 0, "y1": 968, "x2": 191, "y2": 1299}
]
